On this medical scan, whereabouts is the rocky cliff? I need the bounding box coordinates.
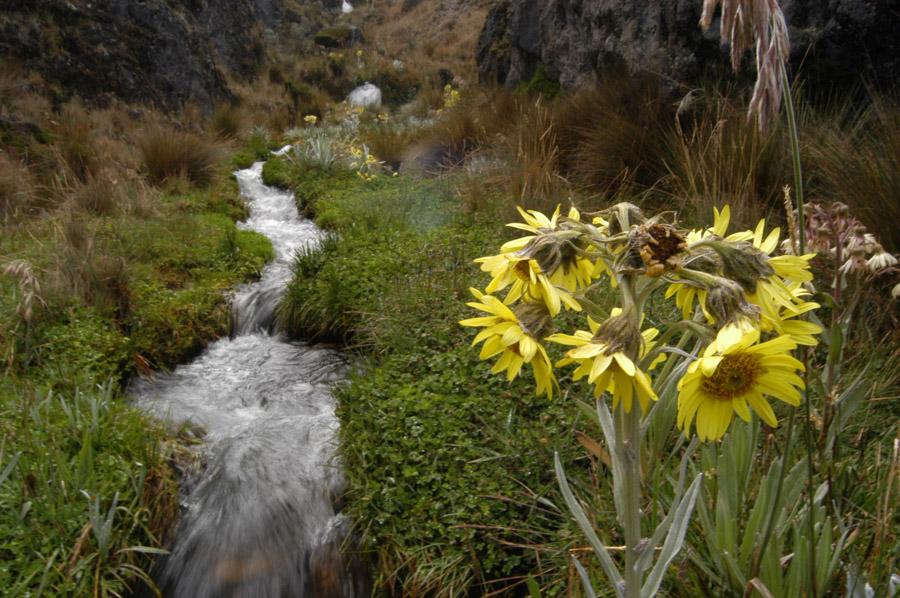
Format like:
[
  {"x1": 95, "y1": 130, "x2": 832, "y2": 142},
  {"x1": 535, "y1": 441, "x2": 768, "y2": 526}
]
[
  {"x1": 0, "y1": 0, "x2": 332, "y2": 111},
  {"x1": 477, "y1": 0, "x2": 900, "y2": 92}
]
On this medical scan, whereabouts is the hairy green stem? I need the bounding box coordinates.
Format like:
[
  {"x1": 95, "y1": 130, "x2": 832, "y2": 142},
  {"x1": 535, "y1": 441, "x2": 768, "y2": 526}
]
[
  {"x1": 617, "y1": 399, "x2": 644, "y2": 598},
  {"x1": 615, "y1": 274, "x2": 644, "y2": 597}
]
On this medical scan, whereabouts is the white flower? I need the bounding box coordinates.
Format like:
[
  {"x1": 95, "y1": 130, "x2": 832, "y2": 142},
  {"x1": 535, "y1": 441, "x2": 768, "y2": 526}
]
[
  {"x1": 892, "y1": 282, "x2": 900, "y2": 299},
  {"x1": 866, "y1": 247, "x2": 898, "y2": 271}
]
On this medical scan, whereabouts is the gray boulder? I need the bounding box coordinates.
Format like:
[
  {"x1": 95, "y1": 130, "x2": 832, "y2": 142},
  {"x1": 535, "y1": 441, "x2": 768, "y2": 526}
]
[
  {"x1": 0, "y1": 0, "x2": 310, "y2": 112},
  {"x1": 477, "y1": 0, "x2": 900, "y2": 92}
]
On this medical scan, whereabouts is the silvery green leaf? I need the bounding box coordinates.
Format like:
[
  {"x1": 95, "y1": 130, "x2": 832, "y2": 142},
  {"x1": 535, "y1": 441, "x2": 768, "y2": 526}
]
[
  {"x1": 641, "y1": 473, "x2": 703, "y2": 597},
  {"x1": 554, "y1": 451, "x2": 624, "y2": 595},
  {"x1": 595, "y1": 401, "x2": 626, "y2": 519},
  {"x1": 0, "y1": 451, "x2": 20, "y2": 487},
  {"x1": 571, "y1": 555, "x2": 599, "y2": 598},
  {"x1": 636, "y1": 438, "x2": 699, "y2": 574}
]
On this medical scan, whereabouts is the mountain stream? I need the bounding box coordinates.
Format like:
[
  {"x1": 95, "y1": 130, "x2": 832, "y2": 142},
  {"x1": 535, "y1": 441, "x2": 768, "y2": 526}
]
[{"x1": 130, "y1": 158, "x2": 367, "y2": 597}]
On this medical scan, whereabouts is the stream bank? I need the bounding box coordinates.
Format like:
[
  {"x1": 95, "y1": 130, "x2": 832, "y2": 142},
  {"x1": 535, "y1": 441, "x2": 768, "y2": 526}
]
[{"x1": 266, "y1": 155, "x2": 586, "y2": 595}]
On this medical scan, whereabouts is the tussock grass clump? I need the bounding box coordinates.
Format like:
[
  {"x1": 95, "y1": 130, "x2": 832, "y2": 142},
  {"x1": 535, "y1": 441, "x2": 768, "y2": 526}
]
[
  {"x1": 665, "y1": 90, "x2": 788, "y2": 227},
  {"x1": 0, "y1": 154, "x2": 37, "y2": 221},
  {"x1": 50, "y1": 213, "x2": 132, "y2": 318},
  {"x1": 209, "y1": 103, "x2": 243, "y2": 139},
  {"x1": 68, "y1": 171, "x2": 125, "y2": 216},
  {"x1": 362, "y1": 125, "x2": 415, "y2": 170},
  {"x1": 804, "y1": 97, "x2": 900, "y2": 250},
  {"x1": 138, "y1": 127, "x2": 219, "y2": 187},
  {"x1": 53, "y1": 119, "x2": 103, "y2": 183}
]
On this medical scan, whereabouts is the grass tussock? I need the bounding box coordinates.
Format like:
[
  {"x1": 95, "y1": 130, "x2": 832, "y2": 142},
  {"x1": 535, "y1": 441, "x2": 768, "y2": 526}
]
[
  {"x1": 803, "y1": 96, "x2": 900, "y2": 250},
  {"x1": 139, "y1": 127, "x2": 220, "y2": 187},
  {"x1": 0, "y1": 154, "x2": 37, "y2": 221},
  {"x1": 209, "y1": 103, "x2": 244, "y2": 139}
]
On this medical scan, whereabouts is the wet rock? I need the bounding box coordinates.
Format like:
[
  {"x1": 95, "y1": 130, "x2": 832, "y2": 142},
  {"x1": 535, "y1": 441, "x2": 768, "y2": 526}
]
[{"x1": 477, "y1": 0, "x2": 900, "y2": 93}]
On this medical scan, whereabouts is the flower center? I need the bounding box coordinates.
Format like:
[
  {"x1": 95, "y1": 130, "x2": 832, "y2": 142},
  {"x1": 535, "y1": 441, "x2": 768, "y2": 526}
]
[
  {"x1": 513, "y1": 259, "x2": 535, "y2": 282},
  {"x1": 701, "y1": 353, "x2": 763, "y2": 400}
]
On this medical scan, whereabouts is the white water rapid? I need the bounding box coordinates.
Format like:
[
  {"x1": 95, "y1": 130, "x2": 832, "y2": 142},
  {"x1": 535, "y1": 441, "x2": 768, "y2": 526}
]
[{"x1": 130, "y1": 161, "x2": 367, "y2": 597}]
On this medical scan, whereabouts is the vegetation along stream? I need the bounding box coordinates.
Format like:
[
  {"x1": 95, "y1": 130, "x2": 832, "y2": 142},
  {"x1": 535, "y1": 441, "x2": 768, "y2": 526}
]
[{"x1": 130, "y1": 157, "x2": 368, "y2": 597}]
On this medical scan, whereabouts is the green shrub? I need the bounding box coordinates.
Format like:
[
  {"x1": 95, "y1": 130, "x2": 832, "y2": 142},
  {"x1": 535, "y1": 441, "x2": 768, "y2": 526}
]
[{"x1": 518, "y1": 62, "x2": 561, "y2": 98}]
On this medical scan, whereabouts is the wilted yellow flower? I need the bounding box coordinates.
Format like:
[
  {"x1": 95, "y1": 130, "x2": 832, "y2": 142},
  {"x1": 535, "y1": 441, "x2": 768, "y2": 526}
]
[
  {"x1": 677, "y1": 324, "x2": 804, "y2": 441},
  {"x1": 460, "y1": 289, "x2": 556, "y2": 397}
]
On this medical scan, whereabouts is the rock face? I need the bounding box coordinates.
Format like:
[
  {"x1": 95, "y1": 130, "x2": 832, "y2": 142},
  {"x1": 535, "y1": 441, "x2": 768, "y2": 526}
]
[
  {"x1": 477, "y1": 0, "x2": 900, "y2": 92},
  {"x1": 0, "y1": 0, "x2": 317, "y2": 111}
]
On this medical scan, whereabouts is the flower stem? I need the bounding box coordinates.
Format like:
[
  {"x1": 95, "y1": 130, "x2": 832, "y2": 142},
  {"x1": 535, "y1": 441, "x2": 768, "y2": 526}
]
[
  {"x1": 617, "y1": 400, "x2": 643, "y2": 598},
  {"x1": 781, "y1": 62, "x2": 819, "y2": 598}
]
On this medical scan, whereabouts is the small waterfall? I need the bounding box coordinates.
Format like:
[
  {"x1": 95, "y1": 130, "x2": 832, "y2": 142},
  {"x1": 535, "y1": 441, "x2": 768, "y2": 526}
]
[{"x1": 131, "y1": 162, "x2": 368, "y2": 597}]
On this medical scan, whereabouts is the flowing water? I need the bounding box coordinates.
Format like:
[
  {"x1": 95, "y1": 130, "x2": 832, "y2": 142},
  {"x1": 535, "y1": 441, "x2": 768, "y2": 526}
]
[{"x1": 130, "y1": 160, "x2": 367, "y2": 597}]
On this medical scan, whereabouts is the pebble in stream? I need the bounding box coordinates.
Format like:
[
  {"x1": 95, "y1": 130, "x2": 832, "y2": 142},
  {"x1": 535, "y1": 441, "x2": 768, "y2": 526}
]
[{"x1": 130, "y1": 161, "x2": 368, "y2": 597}]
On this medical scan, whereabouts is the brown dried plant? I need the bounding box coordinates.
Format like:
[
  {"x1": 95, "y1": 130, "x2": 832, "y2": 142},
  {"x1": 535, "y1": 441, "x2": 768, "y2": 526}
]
[
  {"x1": 3, "y1": 260, "x2": 44, "y2": 323},
  {"x1": 700, "y1": 0, "x2": 790, "y2": 132}
]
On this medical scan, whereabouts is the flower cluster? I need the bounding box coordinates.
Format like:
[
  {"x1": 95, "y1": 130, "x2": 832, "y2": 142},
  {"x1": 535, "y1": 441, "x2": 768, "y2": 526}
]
[
  {"x1": 348, "y1": 143, "x2": 384, "y2": 181},
  {"x1": 461, "y1": 203, "x2": 822, "y2": 441}
]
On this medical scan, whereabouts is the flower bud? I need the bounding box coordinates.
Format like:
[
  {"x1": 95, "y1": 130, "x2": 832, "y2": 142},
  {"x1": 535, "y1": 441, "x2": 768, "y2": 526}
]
[
  {"x1": 593, "y1": 314, "x2": 643, "y2": 358},
  {"x1": 705, "y1": 279, "x2": 760, "y2": 325},
  {"x1": 603, "y1": 202, "x2": 646, "y2": 236},
  {"x1": 518, "y1": 229, "x2": 584, "y2": 277},
  {"x1": 513, "y1": 301, "x2": 555, "y2": 340},
  {"x1": 706, "y1": 241, "x2": 775, "y2": 293}
]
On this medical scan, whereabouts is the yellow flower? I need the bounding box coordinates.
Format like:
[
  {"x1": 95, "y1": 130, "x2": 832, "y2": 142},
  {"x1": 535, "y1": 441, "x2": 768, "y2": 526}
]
[
  {"x1": 459, "y1": 289, "x2": 556, "y2": 398},
  {"x1": 303, "y1": 114, "x2": 318, "y2": 125},
  {"x1": 547, "y1": 313, "x2": 661, "y2": 414},
  {"x1": 665, "y1": 282, "x2": 708, "y2": 321},
  {"x1": 677, "y1": 325, "x2": 804, "y2": 441},
  {"x1": 475, "y1": 253, "x2": 581, "y2": 316},
  {"x1": 475, "y1": 205, "x2": 610, "y2": 314},
  {"x1": 758, "y1": 283, "x2": 822, "y2": 346},
  {"x1": 685, "y1": 205, "x2": 754, "y2": 245}
]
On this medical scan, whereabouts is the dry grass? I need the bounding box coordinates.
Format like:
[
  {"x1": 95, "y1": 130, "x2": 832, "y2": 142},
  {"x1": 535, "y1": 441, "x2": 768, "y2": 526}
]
[
  {"x1": 209, "y1": 103, "x2": 244, "y2": 139},
  {"x1": 49, "y1": 212, "x2": 132, "y2": 317},
  {"x1": 363, "y1": 0, "x2": 490, "y2": 82},
  {"x1": 363, "y1": 125, "x2": 416, "y2": 170},
  {"x1": 664, "y1": 90, "x2": 788, "y2": 228},
  {"x1": 803, "y1": 96, "x2": 900, "y2": 250},
  {"x1": 138, "y1": 127, "x2": 220, "y2": 187},
  {"x1": 0, "y1": 154, "x2": 38, "y2": 221},
  {"x1": 67, "y1": 170, "x2": 127, "y2": 217}
]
